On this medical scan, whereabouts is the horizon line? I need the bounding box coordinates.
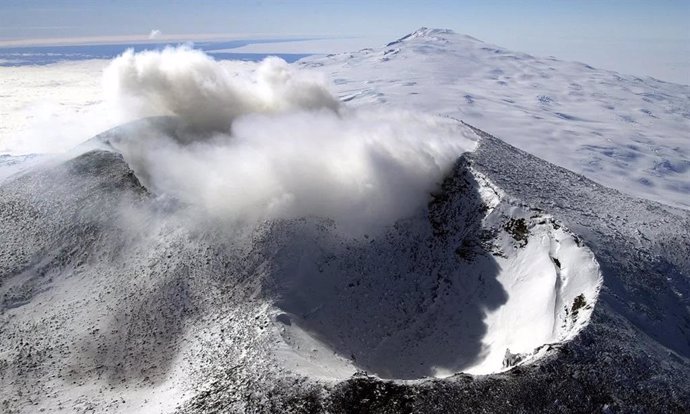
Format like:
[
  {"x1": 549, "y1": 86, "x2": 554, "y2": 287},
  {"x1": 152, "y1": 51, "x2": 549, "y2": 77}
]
[{"x1": 0, "y1": 32, "x2": 345, "y2": 48}]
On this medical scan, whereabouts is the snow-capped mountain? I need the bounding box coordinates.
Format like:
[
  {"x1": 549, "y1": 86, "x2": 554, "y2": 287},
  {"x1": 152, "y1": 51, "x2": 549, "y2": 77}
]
[
  {"x1": 303, "y1": 27, "x2": 690, "y2": 211},
  {"x1": 1, "y1": 28, "x2": 689, "y2": 413}
]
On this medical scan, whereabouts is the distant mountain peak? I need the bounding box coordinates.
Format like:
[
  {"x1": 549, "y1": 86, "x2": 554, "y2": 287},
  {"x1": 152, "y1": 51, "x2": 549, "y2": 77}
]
[
  {"x1": 412, "y1": 27, "x2": 456, "y2": 36},
  {"x1": 387, "y1": 27, "x2": 457, "y2": 46}
]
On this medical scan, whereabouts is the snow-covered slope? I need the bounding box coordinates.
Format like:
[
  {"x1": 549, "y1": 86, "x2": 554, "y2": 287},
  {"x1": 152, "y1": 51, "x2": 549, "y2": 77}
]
[
  {"x1": 1, "y1": 118, "x2": 687, "y2": 413},
  {"x1": 302, "y1": 28, "x2": 690, "y2": 210}
]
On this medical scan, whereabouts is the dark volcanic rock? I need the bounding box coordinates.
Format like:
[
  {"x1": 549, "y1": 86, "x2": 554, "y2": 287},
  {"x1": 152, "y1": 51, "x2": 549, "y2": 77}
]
[{"x1": 1, "y1": 128, "x2": 688, "y2": 413}]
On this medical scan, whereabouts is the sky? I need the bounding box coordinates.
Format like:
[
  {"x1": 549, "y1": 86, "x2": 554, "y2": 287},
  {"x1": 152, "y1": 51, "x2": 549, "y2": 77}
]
[{"x1": 0, "y1": 0, "x2": 689, "y2": 83}]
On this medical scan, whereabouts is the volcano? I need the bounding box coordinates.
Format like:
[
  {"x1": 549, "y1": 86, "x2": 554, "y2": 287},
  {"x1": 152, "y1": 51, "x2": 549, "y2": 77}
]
[{"x1": 1, "y1": 29, "x2": 689, "y2": 413}]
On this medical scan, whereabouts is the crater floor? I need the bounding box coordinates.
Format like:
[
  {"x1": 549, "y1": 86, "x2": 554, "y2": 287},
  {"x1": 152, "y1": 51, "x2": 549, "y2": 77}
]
[{"x1": 268, "y1": 162, "x2": 602, "y2": 379}]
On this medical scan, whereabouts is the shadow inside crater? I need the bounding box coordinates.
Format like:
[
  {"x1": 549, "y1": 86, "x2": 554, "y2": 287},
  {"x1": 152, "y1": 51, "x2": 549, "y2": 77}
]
[{"x1": 266, "y1": 158, "x2": 508, "y2": 379}]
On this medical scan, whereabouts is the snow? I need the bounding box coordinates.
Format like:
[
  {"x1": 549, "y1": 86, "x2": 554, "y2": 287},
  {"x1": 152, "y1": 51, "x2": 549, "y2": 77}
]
[
  {"x1": 465, "y1": 204, "x2": 601, "y2": 374},
  {"x1": 301, "y1": 28, "x2": 690, "y2": 210}
]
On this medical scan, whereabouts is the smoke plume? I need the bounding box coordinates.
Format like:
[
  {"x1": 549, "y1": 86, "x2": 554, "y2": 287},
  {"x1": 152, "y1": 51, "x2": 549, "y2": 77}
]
[{"x1": 81, "y1": 47, "x2": 478, "y2": 232}]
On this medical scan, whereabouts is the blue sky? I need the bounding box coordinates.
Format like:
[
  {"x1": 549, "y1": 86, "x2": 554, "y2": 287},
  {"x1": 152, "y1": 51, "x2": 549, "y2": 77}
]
[
  {"x1": 0, "y1": 0, "x2": 688, "y2": 82},
  {"x1": 1, "y1": 0, "x2": 688, "y2": 40}
]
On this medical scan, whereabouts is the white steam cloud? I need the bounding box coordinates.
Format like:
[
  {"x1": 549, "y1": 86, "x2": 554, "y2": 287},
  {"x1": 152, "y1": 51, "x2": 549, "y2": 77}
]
[
  {"x1": 110, "y1": 47, "x2": 477, "y2": 231},
  {"x1": 103, "y1": 47, "x2": 339, "y2": 133}
]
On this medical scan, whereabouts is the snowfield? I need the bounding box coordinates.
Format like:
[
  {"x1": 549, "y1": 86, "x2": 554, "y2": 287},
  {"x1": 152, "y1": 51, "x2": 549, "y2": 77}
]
[
  {"x1": 0, "y1": 28, "x2": 689, "y2": 413},
  {"x1": 302, "y1": 28, "x2": 690, "y2": 210}
]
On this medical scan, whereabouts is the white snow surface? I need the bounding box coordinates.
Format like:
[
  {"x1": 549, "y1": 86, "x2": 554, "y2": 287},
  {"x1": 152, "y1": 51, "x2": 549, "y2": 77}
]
[
  {"x1": 302, "y1": 28, "x2": 690, "y2": 210},
  {"x1": 464, "y1": 187, "x2": 601, "y2": 374}
]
